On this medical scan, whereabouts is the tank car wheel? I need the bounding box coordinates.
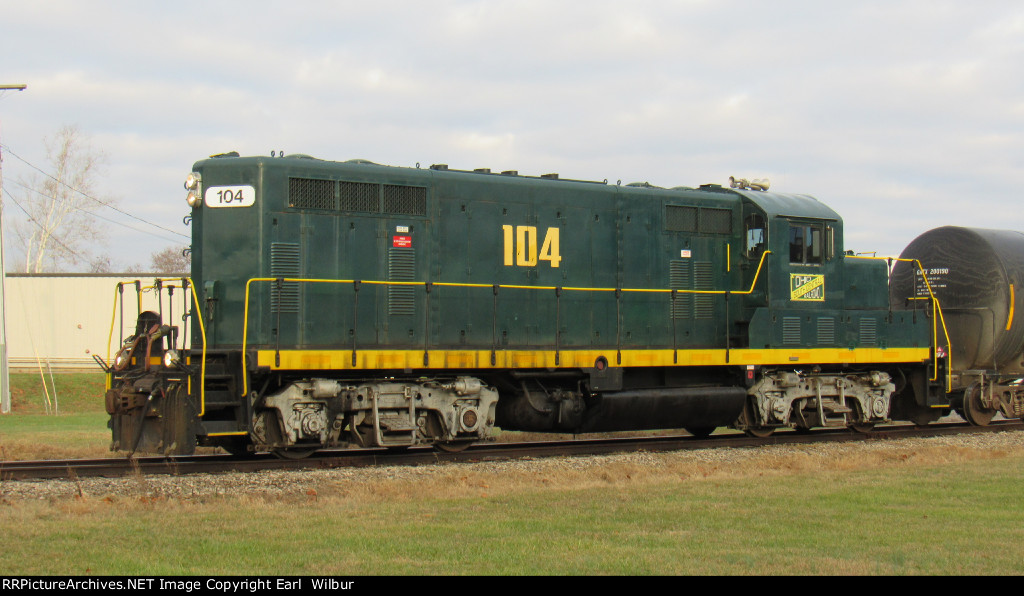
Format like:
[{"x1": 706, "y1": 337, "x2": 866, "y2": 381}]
[
  {"x1": 434, "y1": 440, "x2": 473, "y2": 453},
  {"x1": 962, "y1": 383, "x2": 996, "y2": 426},
  {"x1": 685, "y1": 427, "x2": 716, "y2": 438},
  {"x1": 850, "y1": 422, "x2": 876, "y2": 434},
  {"x1": 271, "y1": 447, "x2": 318, "y2": 460}
]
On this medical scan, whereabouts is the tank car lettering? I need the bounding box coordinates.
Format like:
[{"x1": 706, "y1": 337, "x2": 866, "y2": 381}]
[
  {"x1": 204, "y1": 185, "x2": 256, "y2": 207},
  {"x1": 913, "y1": 267, "x2": 948, "y2": 296},
  {"x1": 502, "y1": 225, "x2": 561, "y2": 268}
]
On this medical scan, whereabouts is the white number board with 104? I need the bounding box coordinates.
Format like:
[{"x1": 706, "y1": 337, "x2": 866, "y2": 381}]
[{"x1": 205, "y1": 185, "x2": 256, "y2": 208}]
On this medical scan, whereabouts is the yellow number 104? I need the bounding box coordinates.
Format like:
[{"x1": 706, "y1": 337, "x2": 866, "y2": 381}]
[{"x1": 502, "y1": 225, "x2": 561, "y2": 268}]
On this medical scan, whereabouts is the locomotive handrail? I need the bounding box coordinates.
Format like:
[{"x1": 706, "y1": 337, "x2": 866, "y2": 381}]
[
  {"x1": 846, "y1": 255, "x2": 952, "y2": 391},
  {"x1": 106, "y1": 278, "x2": 209, "y2": 416},
  {"x1": 237, "y1": 251, "x2": 773, "y2": 396}
]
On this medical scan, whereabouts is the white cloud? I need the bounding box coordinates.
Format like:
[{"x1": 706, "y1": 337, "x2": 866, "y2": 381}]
[{"x1": 2, "y1": 0, "x2": 1023, "y2": 267}]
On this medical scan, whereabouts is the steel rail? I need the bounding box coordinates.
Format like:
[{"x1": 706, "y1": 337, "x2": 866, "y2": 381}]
[{"x1": 3, "y1": 421, "x2": 1020, "y2": 482}]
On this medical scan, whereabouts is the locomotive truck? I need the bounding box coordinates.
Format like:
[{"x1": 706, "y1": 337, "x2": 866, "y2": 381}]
[{"x1": 103, "y1": 152, "x2": 985, "y2": 457}]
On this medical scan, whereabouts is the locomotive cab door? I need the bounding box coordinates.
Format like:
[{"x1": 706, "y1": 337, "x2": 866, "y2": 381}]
[{"x1": 774, "y1": 217, "x2": 838, "y2": 309}]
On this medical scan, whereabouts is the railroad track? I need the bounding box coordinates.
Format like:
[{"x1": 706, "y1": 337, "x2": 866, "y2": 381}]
[{"x1": 3, "y1": 420, "x2": 1022, "y2": 482}]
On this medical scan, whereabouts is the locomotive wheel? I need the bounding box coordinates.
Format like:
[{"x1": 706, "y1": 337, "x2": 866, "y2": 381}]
[
  {"x1": 962, "y1": 383, "x2": 996, "y2": 426},
  {"x1": 738, "y1": 400, "x2": 775, "y2": 438},
  {"x1": 685, "y1": 426, "x2": 716, "y2": 438},
  {"x1": 849, "y1": 404, "x2": 876, "y2": 433},
  {"x1": 261, "y1": 410, "x2": 318, "y2": 459},
  {"x1": 272, "y1": 448, "x2": 315, "y2": 462},
  {"x1": 434, "y1": 440, "x2": 473, "y2": 453}
]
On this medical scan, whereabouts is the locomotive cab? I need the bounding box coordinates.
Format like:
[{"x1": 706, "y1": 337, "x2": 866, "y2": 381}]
[{"x1": 730, "y1": 191, "x2": 936, "y2": 432}]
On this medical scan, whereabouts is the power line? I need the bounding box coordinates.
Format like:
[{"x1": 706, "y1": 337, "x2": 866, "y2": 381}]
[
  {"x1": 0, "y1": 143, "x2": 189, "y2": 240},
  {"x1": 6, "y1": 178, "x2": 187, "y2": 244},
  {"x1": 2, "y1": 186, "x2": 87, "y2": 264}
]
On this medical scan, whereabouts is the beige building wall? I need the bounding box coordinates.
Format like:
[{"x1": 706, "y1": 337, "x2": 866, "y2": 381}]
[{"x1": 4, "y1": 274, "x2": 192, "y2": 371}]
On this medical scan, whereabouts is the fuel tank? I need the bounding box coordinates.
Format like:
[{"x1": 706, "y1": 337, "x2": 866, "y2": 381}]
[{"x1": 890, "y1": 226, "x2": 1024, "y2": 376}]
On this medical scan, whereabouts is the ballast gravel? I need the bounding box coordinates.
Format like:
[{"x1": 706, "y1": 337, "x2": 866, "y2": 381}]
[{"x1": 2, "y1": 431, "x2": 1023, "y2": 502}]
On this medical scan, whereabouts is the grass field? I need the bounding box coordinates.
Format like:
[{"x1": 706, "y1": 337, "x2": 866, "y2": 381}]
[
  {"x1": 0, "y1": 373, "x2": 113, "y2": 460},
  {"x1": 3, "y1": 452, "x2": 1023, "y2": 575},
  {"x1": 3, "y1": 372, "x2": 1024, "y2": 575}
]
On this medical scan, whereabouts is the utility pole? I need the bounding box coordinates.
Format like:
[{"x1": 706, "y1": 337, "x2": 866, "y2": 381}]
[{"x1": 0, "y1": 84, "x2": 26, "y2": 414}]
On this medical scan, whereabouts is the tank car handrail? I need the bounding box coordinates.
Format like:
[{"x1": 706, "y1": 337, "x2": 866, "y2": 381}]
[
  {"x1": 238, "y1": 251, "x2": 773, "y2": 397},
  {"x1": 846, "y1": 255, "x2": 952, "y2": 391}
]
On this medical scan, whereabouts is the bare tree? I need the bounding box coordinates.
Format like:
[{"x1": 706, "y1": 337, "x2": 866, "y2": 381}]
[
  {"x1": 12, "y1": 125, "x2": 110, "y2": 272},
  {"x1": 150, "y1": 245, "x2": 191, "y2": 273},
  {"x1": 89, "y1": 252, "x2": 147, "y2": 273}
]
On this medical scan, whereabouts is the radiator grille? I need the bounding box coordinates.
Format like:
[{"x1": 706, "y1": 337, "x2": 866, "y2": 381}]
[
  {"x1": 783, "y1": 317, "x2": 801, "y2": 345},
  {"x1": 288, "y1": 178, "x2": 335, "y2": 210},
  {"x1": 384, "y1": 185, "x2": 427, "y2": 216},
  {"x1": 388, "y1": 248, "x2": 416, "y2": 316},
  {"x1": 665, "y1": 205, "x2": 732, "y2": 234},
  {"x1": 668, "y1": 260, "x2": 692, "y2": 319},
  {"x1": 665, "y1": 205, "x2": 698, "y2": 232},
  {"x1": 817, "y1": 317, "x2": 835, "y2": 345},
  {"x1": 340, "y1": 181, "x2": 379, "y2": 212},
  {"x1": 700, "y1": 207, "x2": 732, "y2": 234},
  {"x1": 270, "y1": 242, "x2": 300, "y2": 314},
  {"x1": 859, "y1": 318, "x2": 877, "y2": 345},
  {"x1": 287, "y1": 177, "x2": 427, "y2": 216},
  {"x1": 694, "y1": 261, "x2": 713, "y2": 319}
]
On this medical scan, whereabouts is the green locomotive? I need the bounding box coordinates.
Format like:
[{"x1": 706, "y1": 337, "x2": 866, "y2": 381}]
[{"x1": 103, "y1": 153, "x2": 948, "y2": 456}]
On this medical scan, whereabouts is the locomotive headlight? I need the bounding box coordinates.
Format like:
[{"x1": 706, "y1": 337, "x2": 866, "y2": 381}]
[
  {"x1": 184, "y1": 172, "x2": 202, "y2": 190},
  {"x1": 163, "y1": 349, "x2": 181, "y2": 369},
  {"x1": 185, "y1": 172, "x2": 203, "y2": 207}
]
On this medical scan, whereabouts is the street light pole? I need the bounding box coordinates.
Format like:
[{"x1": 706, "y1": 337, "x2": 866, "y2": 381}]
[{"x1": 0, "y1": 84, "x2": 26, "y2": 414}]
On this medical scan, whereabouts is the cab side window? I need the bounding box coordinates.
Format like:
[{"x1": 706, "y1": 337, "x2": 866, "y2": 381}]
[
  {"x1": 789, "y1": 221, "x2": 832, "y2": 264},
  {"x1": 744, "y1": 213, "x2": 766, "y2": 259}
]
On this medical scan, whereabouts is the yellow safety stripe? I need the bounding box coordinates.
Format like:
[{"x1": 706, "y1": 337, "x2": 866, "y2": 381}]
[{"x1": 255, "y1": 347, "x2": 931, "y2": 371}]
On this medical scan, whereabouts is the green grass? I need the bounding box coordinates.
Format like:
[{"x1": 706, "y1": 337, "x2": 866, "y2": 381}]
[
  {"x1": 3, "y1": 456, "x2": 1023, "y2": 575},
  {"x1": 6, "y1": 372, "x2": 107, "y2": 415},
  {"x1": 0, "y1": 373, "x2": 112, "y2": 459}
]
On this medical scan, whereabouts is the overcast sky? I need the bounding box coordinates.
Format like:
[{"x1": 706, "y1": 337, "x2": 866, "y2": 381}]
[{"x1": 1, "y1": 0, "x2": 1022, "y2": 271}]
